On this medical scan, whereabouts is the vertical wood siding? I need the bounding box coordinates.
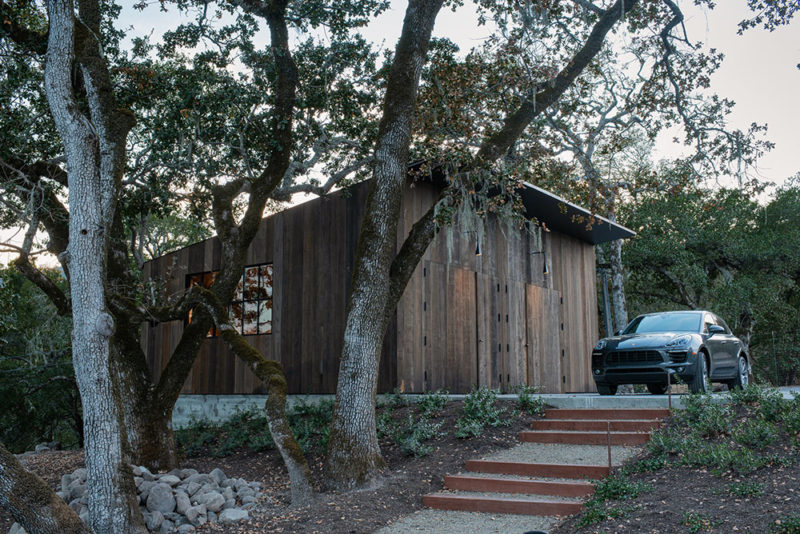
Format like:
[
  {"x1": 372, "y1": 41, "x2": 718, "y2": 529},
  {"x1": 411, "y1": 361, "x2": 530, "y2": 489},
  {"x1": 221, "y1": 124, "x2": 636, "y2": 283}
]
[
  {"x1": 142, "y1": 182, "x2": 387, "y2": 395},
  {"x1": 395, "y1": 182, "x2": 599, "y2": 393},
  {"x1": 143, "y1": 180, "x2": 600, "y2": 395}
]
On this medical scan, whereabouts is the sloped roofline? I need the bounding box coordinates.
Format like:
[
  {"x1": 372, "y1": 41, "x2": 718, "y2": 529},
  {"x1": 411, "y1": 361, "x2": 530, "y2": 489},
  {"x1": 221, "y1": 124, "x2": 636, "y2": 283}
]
[{"x1": 517, "y1": 181, "x2": 635, "y2": 245}]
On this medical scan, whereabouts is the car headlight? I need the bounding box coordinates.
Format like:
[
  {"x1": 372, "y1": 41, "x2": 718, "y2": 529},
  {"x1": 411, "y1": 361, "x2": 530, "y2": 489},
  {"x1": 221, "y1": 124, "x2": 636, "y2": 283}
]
[
  {"x1": 666, "y1": 335, "x2": 692, "y2": 348},
  {"x1": 594, "y1": 339, "x2": 607, "y2": 350}
]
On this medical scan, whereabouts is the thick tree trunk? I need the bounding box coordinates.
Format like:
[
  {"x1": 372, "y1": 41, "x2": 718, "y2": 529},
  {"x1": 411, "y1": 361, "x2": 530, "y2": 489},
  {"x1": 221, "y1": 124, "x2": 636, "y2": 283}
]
[
  {"x1": 325, "y1": 0, "x2": 444, "y2": 491},
  {"x1": 125, "y1": 399, "x2": 178, "y2": 472},
  {"x1": 0, "y1": 443, "x2": 91, "y2": 534},
  {"x1": 609, "y1": 234, "x2": 628, "y2": 331},
  {"x1": 44, "y1": 1, "x2": 144, "y2": 532},
  {"x1": 109, "y1": 321, "x2": 180, "y2": 471}
]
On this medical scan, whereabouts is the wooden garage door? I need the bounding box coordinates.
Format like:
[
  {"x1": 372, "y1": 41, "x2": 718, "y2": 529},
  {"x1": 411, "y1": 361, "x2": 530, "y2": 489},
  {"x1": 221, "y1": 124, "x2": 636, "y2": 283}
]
[
  {"x1": 475, "y1": 275, "x2": 527, "y2": 392},
  {"x1": 423, "y1": 262, "x2": 478, "y2": 392},
  {"x1": 525, "y1": 284, "x2": 562, "y2": 393}
]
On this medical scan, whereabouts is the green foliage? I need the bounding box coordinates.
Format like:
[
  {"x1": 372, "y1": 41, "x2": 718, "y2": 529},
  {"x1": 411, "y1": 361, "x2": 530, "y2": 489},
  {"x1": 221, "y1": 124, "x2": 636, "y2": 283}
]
[
  {"x1": 454, "y1": 418, "x2": 485, "y2": 439},
  {"x1": 575, "y1": 502, "x2": 634, "y2": 528},
  {"x1": 513, "y1": 384, "x2": 545, "y2": 416},
  {"x1": 375, "y1": 391, "x2": 447, "y2": 457},
  {"x1": 592, "y1": 473, "x2": 651, "y2": 501},
  {"x1": 0, "y1": 269, "x2": 80, "y2": 452},
  {"x1": 771, "y1": 515, "x2": 800, "y2": 534},
  {"x1": 728, "y1": 480, "x2": 765, "y2": 497},
  {"x1": 455, "y1": 386, "x2": 509, "y2": 439},
  {"x1": 416, "y1": 389, "x2": 449, "y2": 417},
  {"x1": 682, "y1": 512, "x2": 721, "y2": 533},
  {"x1": 642, "y1": 385, "x2": 800, "y2": 486},
  {"x1": 575, "y1": 467, "x2": 649, "y2": 528},
  {"x1": 623, "y1": 181, "x2": 800, "y2": 387},
  {"x1": 733, "y1": 419, "x2": 779, "y2": 449},
  {"x1": 395, "y1": 413, "x2": 445, "y2": 457},
  {"x1": 175, "y1": 400, "x2": 334, "y2": 458}
]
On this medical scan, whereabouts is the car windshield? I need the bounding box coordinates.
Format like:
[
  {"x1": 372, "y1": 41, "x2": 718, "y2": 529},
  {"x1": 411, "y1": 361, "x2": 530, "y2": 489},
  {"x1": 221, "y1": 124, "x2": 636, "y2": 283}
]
[{"x1": 623, "y1": 313, "x2": 701, "y2": 334}]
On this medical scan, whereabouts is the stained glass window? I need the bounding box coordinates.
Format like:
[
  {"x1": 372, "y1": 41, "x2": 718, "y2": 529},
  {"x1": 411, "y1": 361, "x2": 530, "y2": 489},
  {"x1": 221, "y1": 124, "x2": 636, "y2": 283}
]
[{"x1": 186, "y1": 263, "x2": 273, "y2": 336}]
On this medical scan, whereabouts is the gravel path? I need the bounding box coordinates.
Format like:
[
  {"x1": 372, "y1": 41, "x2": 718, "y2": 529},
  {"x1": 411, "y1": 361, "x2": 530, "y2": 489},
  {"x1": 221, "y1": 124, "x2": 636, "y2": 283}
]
[
  {"x1": 375, "y1": 509, "x2": 557, "y2": 534},
  {"x1": 482, "y1": 442, "x2": 641, "y2": 466},
  {"x1": 375, "y1": 442, "x2": 643, "y2": 533}
]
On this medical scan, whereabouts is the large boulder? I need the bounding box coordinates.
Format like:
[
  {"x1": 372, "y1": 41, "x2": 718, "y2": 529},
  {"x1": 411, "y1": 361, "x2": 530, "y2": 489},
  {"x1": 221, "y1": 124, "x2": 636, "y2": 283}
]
[
  {"x1": 219, "y1": 508, "x2": 249, "y2": 523},
  {"x1": 146, "y1": 482, "x2": 176, "y2": 514},
  {"x1": 195, "y1": 491, "x2": 225, "y2": 513}
]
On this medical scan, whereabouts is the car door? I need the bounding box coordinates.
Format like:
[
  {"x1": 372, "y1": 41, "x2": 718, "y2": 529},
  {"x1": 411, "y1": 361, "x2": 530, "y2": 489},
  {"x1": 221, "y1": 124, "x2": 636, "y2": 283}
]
[
  {"x1": 712, "y1": 315, "x2": 738, "y2": 376},
  {"x1": 702, "y1": 314, "x2": 727, "y2": 378}
]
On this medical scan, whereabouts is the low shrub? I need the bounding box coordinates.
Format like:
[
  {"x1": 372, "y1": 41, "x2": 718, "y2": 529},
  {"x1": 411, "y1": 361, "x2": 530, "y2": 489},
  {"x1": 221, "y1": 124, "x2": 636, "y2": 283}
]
[
  {"x1": 513, "y1": 384, "x2": 545, "y2": 416},
  {"x1": 394, "y1": 413, "x2": 444, "y2": 457},
  {"x1": 733, "y1": 418, "x2": 779, "y2": 449},
  {"x1": 728, "y1": 480, "x2": 765, "y2": 497},
  {"x1": 592, "y1": 473, "x2": 651, "y2": 501},
  {"x1": 417, "y1": 389, "x2": 449, "y2": 417},
  {"x1": 682, "y1": 511, "x2": 720, "y2": 533},
  {"x1": 771, "y1": 514, "x2": 800, "y2": 534},
  {"x1": 575, "y1": 502, "x2": 634, "y2": 528},
  {"x1": 454, "y1": 386, "x2": 509, "y2": 438},
  {"x1": 175, "y1": 400, "x2": 333, "y2": 457}
]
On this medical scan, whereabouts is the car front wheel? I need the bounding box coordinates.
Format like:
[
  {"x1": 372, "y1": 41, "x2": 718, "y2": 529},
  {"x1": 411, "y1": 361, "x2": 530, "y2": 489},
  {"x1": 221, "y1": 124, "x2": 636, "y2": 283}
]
[{"x1": 689, "y1": 353, "x2": 709, "y2": 394}]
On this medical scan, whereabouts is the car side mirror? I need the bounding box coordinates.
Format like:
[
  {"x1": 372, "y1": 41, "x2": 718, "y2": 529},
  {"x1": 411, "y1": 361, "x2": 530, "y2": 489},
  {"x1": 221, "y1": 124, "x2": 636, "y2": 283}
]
[
  {"x1": 614, "y1": 330, "x2": 622, "y2": 336},
  {"x1": 708, "y1": 325, "x2": 725, "y2": 336}
]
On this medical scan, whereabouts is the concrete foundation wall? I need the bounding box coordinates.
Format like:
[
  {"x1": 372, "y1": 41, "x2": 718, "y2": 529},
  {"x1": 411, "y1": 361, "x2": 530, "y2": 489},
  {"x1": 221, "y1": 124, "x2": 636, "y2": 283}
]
[{"x1": 172, "y1": 393, "x2": 690, "y2": 429}]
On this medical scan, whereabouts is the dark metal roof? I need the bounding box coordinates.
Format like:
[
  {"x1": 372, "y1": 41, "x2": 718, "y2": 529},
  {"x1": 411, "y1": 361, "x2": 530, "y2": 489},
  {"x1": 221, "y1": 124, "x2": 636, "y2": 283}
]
[
  {"x1": 408, "y1": 160, "x2": 635, "y2": 245},
  {"x1": 518, "y1": 181, "x2": 635, "y2": 245}
]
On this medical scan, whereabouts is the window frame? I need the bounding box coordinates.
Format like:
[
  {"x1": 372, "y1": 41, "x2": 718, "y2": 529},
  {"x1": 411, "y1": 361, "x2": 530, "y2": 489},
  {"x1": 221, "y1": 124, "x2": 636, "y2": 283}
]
[{"x1": 185, "y1": 262, "x2": 274, "y2": 337}]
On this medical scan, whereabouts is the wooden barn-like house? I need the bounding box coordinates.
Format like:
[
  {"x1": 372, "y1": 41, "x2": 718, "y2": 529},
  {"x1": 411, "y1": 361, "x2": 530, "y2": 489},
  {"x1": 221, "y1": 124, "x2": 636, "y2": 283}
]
[{"x1": 142, "y1": 179, "x2": 633, "y2": 395}]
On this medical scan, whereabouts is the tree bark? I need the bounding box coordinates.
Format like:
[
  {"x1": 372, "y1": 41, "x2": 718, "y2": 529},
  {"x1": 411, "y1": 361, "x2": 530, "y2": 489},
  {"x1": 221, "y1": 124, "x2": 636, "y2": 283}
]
[
  {"x1": 44, "y1": 0, "x2": 144, "y2": 532},
  {"x1": 326, "y1": 0, "x2": 642, "y2": 491},
  {"x1": 608, "y1": 216, "x2": 629, "y2": 331},
  {"x1": 325, "y1": 0, "x2": 444, "y2": 491},
  {"x1": 219, "y1": 333, "x2": 314, "y2": 505},
  {"x1": 0, "y1": 442, "x2": 91, "y2": 534},
  {"x1": 197, "y1": 289, "x2": 314, "y2": 504}
]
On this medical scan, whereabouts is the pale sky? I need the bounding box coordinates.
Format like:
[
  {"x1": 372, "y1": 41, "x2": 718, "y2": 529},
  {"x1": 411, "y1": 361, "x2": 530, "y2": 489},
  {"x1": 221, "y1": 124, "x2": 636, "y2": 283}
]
[
  {"x1": 120, "y1": 0, "x2": 799, "y2": 184},
  {"x1": 2, "y1": 1, "x2": 797, "y2": 266},
  {"x1": 359, "y1": 1, "x2": 800, "y2": 186}
]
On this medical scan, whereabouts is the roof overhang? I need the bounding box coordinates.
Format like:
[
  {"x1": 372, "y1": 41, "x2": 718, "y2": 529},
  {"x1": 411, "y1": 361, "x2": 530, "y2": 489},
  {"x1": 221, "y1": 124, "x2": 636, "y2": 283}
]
[
  {"x1": 518, "y1": 182, "x2": 635, "y2": 245},
  {"x1": 409, "y1": 160, "x2": 635, "y2": 245}
]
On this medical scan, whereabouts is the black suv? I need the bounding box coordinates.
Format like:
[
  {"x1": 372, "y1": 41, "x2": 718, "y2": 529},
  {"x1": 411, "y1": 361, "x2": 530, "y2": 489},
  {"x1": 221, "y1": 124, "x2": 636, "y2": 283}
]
[{"x1": 592, "y1": 311, "x2": 749, "y2": 395}]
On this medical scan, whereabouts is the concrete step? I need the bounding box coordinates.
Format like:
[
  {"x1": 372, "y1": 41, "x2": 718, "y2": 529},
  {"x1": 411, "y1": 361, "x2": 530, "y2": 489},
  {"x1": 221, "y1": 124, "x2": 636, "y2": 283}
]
[
  {"x1": 531, "y1": 418, "x2": 662, "y2": 432},
  {"x1": 444, "y1": 474, "x2": 594, "y2": 497},
  {"x1": 466, "y1": 459, "x2": 609, "y2": 479},
  {"x1": 544, "y1": 408, "x2": 670, "y2": 420},
  {"x1": 518, "y1": 430, "x2": 651, "y2": 446},
  {"x1": 422, "y1": 492, "x2": 584, "y2": 516}
]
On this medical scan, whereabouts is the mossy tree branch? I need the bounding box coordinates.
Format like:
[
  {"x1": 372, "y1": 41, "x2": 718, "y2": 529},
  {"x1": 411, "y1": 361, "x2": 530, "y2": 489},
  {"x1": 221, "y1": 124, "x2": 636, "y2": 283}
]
[
  {"x1": 0, "y1": 442, "x2": 90, "y2": 534},
  {"x1": 196, "y1": 287, "x2": 314, "y2": 506}
]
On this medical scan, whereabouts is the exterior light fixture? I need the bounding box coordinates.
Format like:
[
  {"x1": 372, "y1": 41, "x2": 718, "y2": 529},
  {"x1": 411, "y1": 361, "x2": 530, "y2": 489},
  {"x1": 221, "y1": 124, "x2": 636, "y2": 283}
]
[
  {"x1": 532, "y1": 249, "x2": 549, "y2": 275},
  {"x1": 475, "y1": 238, "x2": 482, "y2": 256}
]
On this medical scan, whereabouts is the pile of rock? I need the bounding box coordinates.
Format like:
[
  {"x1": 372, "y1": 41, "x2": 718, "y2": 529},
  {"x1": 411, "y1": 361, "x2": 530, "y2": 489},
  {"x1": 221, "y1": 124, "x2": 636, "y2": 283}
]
[{"x1": 10, "y1": 466, "x2": 263, "y2": 534}]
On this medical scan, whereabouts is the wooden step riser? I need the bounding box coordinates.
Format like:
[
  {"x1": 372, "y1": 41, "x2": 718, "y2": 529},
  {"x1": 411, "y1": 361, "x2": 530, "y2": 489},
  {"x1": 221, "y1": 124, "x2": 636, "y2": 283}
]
[
  {"x1": 532, "y1": 420, "x2": 662, "y2": 432},
  {"x1": 466, "y1": 459, "x2": 609, "y2": 479},
  {"x1": 444, "y1": 475, "x2": 594, "y2": 497},
  {"x1": 518, "y1": 431, "x2": 651, "y2": 446},
  {"x1": 423, "y1": 494, "x2": 584, "y2": 516},
  {"x1": 544, "y1": 408, "x2": 669, "y2": 420}
]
